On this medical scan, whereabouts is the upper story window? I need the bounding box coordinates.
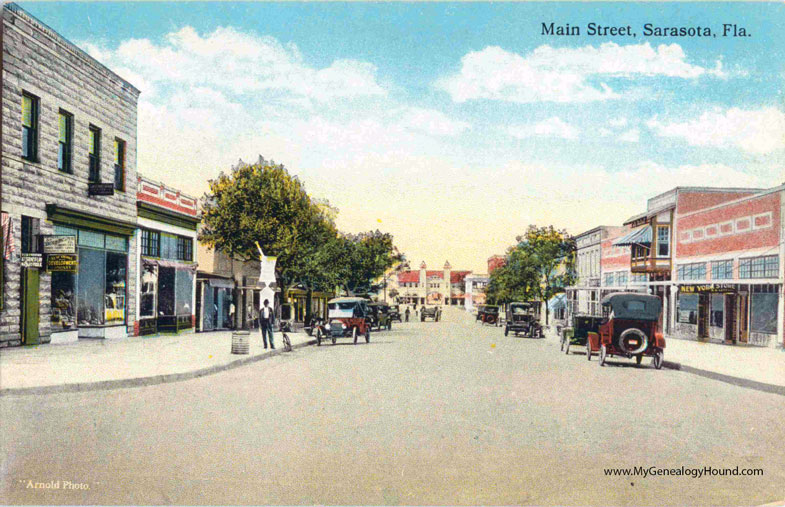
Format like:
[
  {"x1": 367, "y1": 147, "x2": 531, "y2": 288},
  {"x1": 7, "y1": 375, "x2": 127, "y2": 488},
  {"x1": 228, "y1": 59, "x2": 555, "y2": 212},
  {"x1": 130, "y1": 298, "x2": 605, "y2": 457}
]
[
  {"x1": 711, "y1": 260, "x2": 733, "y2": 280},
  {"x1": 140, "y1": 229, "x2": 160, "y2": 257},
  {"x1": 88, "y1": 126, "x2": 101, "y2": 183},
  {"x1": 677, "y1": 262, "x2": 707, "y2": 281},
  {"x1": 22, "y1": 92, "x2": 39, "y2": 161},
  {"x1": 21, "y1": 216, "x2": 40, "y2": 254},
  {"x1": 176, "y1": 236, "x2": 193, "y2": 262},
  {"x1": 739, "y1": 255, "x2": 778, "y2": 279},
  {"x1": 656, "y1": 226, "x2": 670, "y2": 257},
  {"x1": 603, "y1": 272, "x2": 615, "y2": 287},
  {"x1": 114, "y1": 139, "x2": 126, "y2": 191},
  {"x1": 58, "y1": 110, "x2": 73, "y2": 173}
]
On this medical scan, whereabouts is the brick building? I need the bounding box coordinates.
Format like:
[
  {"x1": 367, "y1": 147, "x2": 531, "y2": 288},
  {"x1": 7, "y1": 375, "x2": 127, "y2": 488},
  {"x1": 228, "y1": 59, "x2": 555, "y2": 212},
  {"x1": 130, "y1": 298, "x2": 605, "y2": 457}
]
[
  {"x1": 397, "y1": 261, "x2": 471, "y2": 305},
  {"x1": 0, "y1": 4, "x2": 140, "y2": 346}
]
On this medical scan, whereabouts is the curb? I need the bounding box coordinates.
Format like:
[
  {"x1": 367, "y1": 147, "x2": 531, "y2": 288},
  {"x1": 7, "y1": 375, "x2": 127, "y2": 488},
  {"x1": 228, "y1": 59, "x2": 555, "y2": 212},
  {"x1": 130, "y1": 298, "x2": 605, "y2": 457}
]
[
  {"x1": 0, "y1": 338, "x2": 317, "y2": 398},
  {"x1": 662, "y1": 360, "x2": 785, "y2": 397}
]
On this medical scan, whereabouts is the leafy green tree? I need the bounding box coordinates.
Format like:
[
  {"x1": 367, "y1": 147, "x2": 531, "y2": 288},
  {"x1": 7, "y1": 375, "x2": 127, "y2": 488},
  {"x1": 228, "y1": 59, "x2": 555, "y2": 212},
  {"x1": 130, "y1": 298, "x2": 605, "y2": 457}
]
[{"x1": 321, "y1": 231, "x2": 402, "y2": 296}]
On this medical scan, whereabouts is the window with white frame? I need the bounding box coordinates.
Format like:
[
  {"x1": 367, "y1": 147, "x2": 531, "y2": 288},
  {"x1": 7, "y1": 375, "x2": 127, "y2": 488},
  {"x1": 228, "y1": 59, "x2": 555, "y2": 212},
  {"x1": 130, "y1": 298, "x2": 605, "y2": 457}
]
[
  {"x1": 711, "y1": 260, "x2": 733, "y2": 280},
  {"x1": 739, "y1": 256, "x2": 779, "y2": 279},
  {"x1": 677, "y1": 262, "x2": 707, "y2": 281},
  {"x1": 657, "y1": 226, "x2": 670, "y2": 257}
]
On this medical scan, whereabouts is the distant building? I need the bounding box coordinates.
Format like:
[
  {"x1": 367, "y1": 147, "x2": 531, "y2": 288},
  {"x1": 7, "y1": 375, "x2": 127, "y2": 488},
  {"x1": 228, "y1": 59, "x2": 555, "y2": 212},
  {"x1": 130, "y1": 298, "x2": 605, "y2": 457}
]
[
  {"x1": 464, "y1": 274, "x2": 489, "y2": 311},
  {"x1": 397, "y1": 261, "x2": 471, "y2": 305},
  {"x1": 487, "y1": 255, "x2": 506, "y2": 274}
]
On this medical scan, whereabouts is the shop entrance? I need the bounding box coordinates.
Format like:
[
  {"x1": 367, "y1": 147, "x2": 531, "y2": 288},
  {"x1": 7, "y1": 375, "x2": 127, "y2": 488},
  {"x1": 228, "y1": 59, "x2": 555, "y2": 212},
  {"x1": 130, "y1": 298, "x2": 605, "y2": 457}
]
[
  {"x1": 738, "y1": 292, "x2": 749, "y2": 343},
  {"x1": 20, "y1": 268, "x2": 40, "y2": 345},
  {"x1": 697, "y1": 293, "x2": 710, "y2": 339},
  {"x1": 725, "y1": 294, "x2": 736, "y2": 342}
]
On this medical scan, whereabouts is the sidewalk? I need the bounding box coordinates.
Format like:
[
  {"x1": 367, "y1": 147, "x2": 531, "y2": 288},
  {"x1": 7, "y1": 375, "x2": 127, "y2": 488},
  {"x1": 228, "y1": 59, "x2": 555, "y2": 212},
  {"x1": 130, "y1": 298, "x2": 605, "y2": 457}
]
[
  {"x1": 0, "y1": 329, "x2": 315, "y2": 396},
  {"x1": 547, "y1": 326, "x2": 785, "y2": 392}
]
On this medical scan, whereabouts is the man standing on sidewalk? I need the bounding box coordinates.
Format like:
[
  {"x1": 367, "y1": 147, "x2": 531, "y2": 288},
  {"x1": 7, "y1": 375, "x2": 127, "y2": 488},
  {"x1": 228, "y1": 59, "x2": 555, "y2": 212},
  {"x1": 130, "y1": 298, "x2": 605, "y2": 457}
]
[{"x1": 260, "y1": 299, "x2": 275, "y2": 349}]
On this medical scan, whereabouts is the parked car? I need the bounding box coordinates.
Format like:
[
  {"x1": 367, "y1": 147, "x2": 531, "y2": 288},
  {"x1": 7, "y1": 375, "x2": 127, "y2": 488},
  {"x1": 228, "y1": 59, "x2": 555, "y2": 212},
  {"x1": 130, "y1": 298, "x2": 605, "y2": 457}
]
[
  {"x1": 389, "y1": 304, "x2": 402, "y2": 322},
  {"x1": 504, "y1": 302, "x2": 542, "y2": 337},
  {"x1": 316, "y1": 297, "x2": 372, "y2": 345},
  {"x1": 586, "y1": 292, "x2": 665, "y2": 369},
  {"x1": 421, "y1": 306, "x2": 441, "y2": 322},
  {"x1": 560, "y1": 314, "x2": 603, "y2": 355},
  {"x1": 476, "y1": 305, "x2": 500, "y2": 326},
  {"x1": 369, "y1": 302, "x2": 393, "y2": 331}
]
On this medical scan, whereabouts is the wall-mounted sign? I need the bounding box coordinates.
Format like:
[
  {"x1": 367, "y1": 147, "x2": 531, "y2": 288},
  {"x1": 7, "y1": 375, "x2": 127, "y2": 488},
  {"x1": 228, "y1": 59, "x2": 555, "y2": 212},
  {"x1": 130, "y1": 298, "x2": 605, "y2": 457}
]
[
  {"x1": 680, "y1": 284, "x2": 737, "y2": 294},
  {"x1": 42, "y1": 235, "x2": 76, "y2": 254},
  {"x1": 20, "y1": 253, "x2": 43, "y2": 268},
  {"x1": 88, "y1": 183, "x2": 115, "y2": 196},
  {"x1": 46, "y1": 254, "x2": 78, "y2": 273}
]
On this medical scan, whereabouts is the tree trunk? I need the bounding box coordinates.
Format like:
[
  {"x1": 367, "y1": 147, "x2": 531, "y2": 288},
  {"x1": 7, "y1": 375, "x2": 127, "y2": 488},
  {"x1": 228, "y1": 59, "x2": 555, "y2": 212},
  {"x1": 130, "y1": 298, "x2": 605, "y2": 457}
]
[{"x1": 305, "y1": 287, "x2": 313, "y2": 324}]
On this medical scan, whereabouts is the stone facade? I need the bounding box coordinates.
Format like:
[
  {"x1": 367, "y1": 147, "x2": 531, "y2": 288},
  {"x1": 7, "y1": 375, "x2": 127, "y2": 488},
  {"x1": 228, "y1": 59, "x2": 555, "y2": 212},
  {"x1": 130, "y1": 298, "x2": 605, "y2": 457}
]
[{"x1": 0, "y1": 4, "x2": 140, "y2": 346}]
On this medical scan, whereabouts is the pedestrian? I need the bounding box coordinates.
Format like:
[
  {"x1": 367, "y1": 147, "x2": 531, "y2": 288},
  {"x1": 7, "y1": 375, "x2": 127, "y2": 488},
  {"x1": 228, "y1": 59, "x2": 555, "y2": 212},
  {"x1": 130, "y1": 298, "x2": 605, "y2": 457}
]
[
  {"x1": 405, "y1": 307, "x2": 410, "y2": 322},
  {"x1": 260, "y1": 299, "x2": 275, "y2": 349}
]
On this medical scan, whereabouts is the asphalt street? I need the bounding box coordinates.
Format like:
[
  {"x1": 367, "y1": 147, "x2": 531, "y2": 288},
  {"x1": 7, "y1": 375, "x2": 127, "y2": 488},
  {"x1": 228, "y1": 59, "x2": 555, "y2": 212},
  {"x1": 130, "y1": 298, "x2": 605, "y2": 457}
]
[{"x1": 2, "y1": 307, "x2": 784, "y2": 505}]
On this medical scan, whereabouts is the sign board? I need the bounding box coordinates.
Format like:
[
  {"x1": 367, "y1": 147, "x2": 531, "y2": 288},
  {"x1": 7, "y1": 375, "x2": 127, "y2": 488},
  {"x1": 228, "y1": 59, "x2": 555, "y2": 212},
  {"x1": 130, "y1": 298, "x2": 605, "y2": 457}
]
[
  {"x1": 258, "y1": 253, "x2": 278, "y2": 307},
  {"x1": 20, "y1": 253, "x2": 43, "y2": 268},
  {"x1": 42, "y1": 235, "x2": 76, "y2": 254},
  {"x1": 46, "y1": 254, "x2": 78, "y2": 273},
  {"x1": 88, "y1": 183, "x2": 115, "y2": 196},
  {"x1": 680, "y1": 284, "x2": 737, "y2": 294}
]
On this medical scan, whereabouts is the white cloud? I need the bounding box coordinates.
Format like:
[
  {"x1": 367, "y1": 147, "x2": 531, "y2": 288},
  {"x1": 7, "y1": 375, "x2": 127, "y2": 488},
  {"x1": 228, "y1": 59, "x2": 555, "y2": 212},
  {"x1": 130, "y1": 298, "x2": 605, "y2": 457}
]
[
  {"x1": 436, "y1": 42, "x2": 724, "y2": 104},
  {"x1": 396, "y1": 107, "x2": 470, "y2": 137},
  {"x1": 508, "y1": 117, "x2": 579, "y2": 140},
  {"x1": 608, "y1": 117, "x2": 628, "y2": 128},
  {"x1": 618, "y1": 128, "x2": 640, "y2": 143},
  {"x1": 83, "y1": 26, "x2": 386, "y2": 103},
  {"x1": 647, "y1": 107, "x2": 785, "y2": 155}
]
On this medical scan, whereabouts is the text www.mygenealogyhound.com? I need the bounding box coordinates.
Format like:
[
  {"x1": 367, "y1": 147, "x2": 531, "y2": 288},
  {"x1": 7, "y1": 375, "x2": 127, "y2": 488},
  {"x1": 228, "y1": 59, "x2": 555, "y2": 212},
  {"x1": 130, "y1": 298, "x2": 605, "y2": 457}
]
[{"x1": 604, "y1": 466, "x2": 763, "y2": 479}]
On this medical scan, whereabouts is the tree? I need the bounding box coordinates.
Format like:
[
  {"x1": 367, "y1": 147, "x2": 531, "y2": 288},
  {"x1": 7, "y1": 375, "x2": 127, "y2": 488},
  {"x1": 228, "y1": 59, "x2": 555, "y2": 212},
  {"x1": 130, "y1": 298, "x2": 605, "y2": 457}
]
[
  {"x1": 199, "y1": 159, "x2": 337, "y2": 311},
  {"x1": 322, "y1": 231, "x2": 402, "y2": 296}
]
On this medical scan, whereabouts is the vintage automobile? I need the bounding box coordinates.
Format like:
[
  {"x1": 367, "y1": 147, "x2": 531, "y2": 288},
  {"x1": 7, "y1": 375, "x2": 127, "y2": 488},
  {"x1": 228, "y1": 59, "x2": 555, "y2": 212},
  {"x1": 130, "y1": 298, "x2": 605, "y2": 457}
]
[
  {"x1": 369, "y1": 302, "x2": 393, "y2": 331},
  {"x1": 316, "y1": 297, "x2": 372, "y2": 345},
  {"x1": 389, "y1": 304, "x2": 402, "y2": 322},
  {"x1": 504, "y1": 302, "x2": 543, "y2": 337},
  {"x1": 476, "y1": 305, "x2": 500, "y2": 326},
  {"x1": 586, "y1": 292, "x2": 665, "y2": 369},
  {"x1": 560, "y1": 314, "x2": 604, "y2": 355},
  {"x1": 421, "y1": 305, "x2": 441, "y2": 322}
]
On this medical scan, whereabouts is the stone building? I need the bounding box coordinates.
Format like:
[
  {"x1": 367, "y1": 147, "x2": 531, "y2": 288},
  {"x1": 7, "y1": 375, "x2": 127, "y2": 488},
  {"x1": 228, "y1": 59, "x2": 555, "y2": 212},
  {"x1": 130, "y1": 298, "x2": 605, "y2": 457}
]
[
  {"x1": 397, "y1": 261, "x2": 471, "y2": 305},
  {"x1": 0, "y1": 4, "x2": 140, "y2": 346}
]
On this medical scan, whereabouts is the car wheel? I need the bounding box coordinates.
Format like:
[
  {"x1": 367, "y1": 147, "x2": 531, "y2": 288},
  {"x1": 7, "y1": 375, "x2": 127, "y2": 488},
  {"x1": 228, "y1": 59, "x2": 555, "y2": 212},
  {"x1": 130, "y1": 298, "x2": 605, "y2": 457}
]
[
  {"x1": 331, "y1": 334, "x2": 337, "y2": 345},
  {"x1": 586, "y1": 340, "x2": 592, "y2": 361},
  {"x1": 505, "y1": 326, "x2": 509, "y2": 337},
  {"x1": 599, "y1": 344, "x2": 607, "y2": 367},
  {"x1": 636, "y1": 354, "x2": 643, "y2": 365},
  {"x1": 353, "y1": 327, "x2": 358, "y2": 344},
  {"x1": 365, "y1": 327, "x2": 370, "y2": 343},
  {"x1": 316, "y1": 328, "x2": 322, "y2": 346},
  {"x1": 387, "y1": 322, "x2": 392, "y2": 331},
  {"x1": 653, "y1": 348, "x2": 664, "y2": 370}
]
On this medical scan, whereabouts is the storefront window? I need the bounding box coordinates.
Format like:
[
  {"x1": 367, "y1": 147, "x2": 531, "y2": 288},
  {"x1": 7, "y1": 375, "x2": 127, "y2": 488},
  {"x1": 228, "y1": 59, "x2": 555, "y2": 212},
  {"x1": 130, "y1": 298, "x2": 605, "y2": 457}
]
[
  {"x1": 78, "y1": 248, "x2": 106, "y2": 326},
  {"x1": 158, "y1": 267, "x2": 176, "y2": 316},
  {"x1": 140, "y1": 264, "x2": 158, "y2": 318},
  {"x1": 678, "y1": 294, "x2": 698, "y2": 324},
  {"x1": 751, "y1": 286, "x2": 777, "y2": 334},
  {"x1": 710, "y1": 294, "x2": 724, "y2": 328},
  {"x1": 105, "y1": 252, "x2": 127, "y2": 324},
  {"x1": 51, "y1": 271, "x2": 76, "y2": 330},
  {"x1": 175, "y1": 270, "x2": 194, "y2": 315}
]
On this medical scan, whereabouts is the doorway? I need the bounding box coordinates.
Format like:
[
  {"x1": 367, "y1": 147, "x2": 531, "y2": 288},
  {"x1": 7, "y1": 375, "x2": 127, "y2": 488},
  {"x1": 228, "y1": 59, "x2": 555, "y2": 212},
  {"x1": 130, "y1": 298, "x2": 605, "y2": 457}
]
[
  {"x1": 20, "y1": 268, "x2": 40, "y2": 345},
  {"x1": 698, "y1": 293, "x2": 710, "y2": 339},
  {"x1": 738, "y1": 292, "x2": 749, "y2": 343}
]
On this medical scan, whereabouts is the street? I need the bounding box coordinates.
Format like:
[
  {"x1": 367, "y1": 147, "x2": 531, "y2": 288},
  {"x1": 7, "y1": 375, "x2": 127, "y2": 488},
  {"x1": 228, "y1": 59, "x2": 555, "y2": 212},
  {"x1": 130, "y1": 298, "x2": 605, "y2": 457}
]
[{"x1": 2, "y1": 307, "x2": 784, "y2": 506}]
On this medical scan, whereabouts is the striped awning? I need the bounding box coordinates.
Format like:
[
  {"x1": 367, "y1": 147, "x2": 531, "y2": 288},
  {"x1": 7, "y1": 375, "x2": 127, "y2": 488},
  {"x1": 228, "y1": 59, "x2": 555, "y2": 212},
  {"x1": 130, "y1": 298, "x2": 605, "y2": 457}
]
[{"x1": 612, "y1": 226, "x2": 652, "y2": 247}]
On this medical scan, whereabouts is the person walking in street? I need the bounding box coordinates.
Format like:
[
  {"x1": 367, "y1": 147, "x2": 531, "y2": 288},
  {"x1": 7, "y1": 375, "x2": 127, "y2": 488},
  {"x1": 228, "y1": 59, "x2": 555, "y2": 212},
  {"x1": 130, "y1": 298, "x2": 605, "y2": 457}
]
[
  {"x1": 405, "y1": 306, "x2": 410, "y2": 322},
  {"x1": 260, "y1": 299, "x2": 275, "y2": 349}
]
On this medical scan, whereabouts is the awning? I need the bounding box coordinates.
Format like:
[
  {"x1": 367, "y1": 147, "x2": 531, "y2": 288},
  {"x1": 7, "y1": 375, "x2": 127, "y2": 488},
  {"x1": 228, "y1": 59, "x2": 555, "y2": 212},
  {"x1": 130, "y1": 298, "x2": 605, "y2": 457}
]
[
  {"x1": 548, "y1": 294, "x2": 566, "y2": 311},
  {"x1": 208, "y1": 278, "x2": 235, "y2": 289},
  {"x1": 612, "y1": 226, "x2": 652, "y2": 247},
  {"x1": 142, "y1": 256, "x2": 198, "y2": 273}
]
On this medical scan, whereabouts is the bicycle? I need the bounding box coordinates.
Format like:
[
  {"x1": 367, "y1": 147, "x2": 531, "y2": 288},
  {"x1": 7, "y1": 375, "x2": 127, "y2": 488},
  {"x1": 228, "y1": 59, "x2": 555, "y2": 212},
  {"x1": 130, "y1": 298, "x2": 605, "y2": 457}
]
[{"x1": 279, "y1": 321, "x2": 293, "y2": 352}]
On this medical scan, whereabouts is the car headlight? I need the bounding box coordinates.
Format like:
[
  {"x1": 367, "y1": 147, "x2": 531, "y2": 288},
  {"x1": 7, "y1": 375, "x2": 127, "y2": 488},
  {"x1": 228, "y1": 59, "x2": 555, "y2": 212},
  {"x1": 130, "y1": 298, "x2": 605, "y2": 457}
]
[{"x1": 342, "y1": 323, "x2": 347, "y2": 329}]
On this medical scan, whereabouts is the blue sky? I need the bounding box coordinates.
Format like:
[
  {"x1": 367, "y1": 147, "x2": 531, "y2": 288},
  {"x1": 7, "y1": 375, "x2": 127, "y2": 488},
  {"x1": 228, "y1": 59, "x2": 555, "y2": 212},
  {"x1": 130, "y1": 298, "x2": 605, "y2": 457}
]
[{"x1": 21, "y1": 2, "x2": 785, "y2": 272}]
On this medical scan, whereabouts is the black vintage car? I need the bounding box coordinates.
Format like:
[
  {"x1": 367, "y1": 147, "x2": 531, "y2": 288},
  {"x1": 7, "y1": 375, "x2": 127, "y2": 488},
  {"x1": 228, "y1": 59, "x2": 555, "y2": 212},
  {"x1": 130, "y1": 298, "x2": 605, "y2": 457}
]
[
  {"x1": 560, "y1": 314, "x2": 604, "y2": 354},
  {"x1": 369, "y1": 302, "x2": 393, "y2": 331},
  {"x1": 504, "y1": 302, "x2": 543, "y2": 337},
  {"x1": 421, "y1": 306, "x2": 441, "y2": 322},
  {"x1": 389, "y1": 304, "x2": 402, "y2": 322},
  {"x1": 476, "y1": 305, "x2": 500, "y2": 326}
]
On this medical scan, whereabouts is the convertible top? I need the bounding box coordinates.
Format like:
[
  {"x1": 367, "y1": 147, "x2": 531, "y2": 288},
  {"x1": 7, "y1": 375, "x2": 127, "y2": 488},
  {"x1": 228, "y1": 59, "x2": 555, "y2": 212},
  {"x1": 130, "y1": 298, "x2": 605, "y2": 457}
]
[{"x1": 601, "y1": 292, "x2": 661, "y2": 321}]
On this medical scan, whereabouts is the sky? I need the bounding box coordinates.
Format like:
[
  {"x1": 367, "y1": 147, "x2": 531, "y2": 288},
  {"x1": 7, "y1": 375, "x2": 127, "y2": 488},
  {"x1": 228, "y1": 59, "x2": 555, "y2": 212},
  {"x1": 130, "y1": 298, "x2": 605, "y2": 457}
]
[{"x1": 21, "y1": 2, "x2": 785, "y2": 273}]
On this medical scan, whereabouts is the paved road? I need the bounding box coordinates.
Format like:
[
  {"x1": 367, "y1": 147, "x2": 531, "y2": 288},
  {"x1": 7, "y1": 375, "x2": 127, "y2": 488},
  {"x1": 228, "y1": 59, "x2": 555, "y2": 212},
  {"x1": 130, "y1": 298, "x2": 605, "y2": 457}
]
[{"x1": 2, "y1": 307, "x2": 784, "y2": 505}]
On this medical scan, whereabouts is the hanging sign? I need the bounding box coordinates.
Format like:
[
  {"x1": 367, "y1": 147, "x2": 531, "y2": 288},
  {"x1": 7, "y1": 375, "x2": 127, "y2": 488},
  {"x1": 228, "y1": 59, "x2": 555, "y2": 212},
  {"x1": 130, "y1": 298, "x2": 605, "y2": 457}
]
[
  {"x1": 43, "y1": 235, "x2": 76, "y2": 254},
  {"x1": 46, "y1": 254, "x2": 79, "y2": 273}
]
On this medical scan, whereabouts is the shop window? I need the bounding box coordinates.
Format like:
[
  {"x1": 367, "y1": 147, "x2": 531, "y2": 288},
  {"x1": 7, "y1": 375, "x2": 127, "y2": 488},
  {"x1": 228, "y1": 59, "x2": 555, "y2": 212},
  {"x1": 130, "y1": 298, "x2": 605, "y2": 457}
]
[
  {"x1": 114, "y1": 138, "x2": 126, "y2": 191},
  {"x1": 105, "y1": 252, "x2": 127, "y2": 324},
  {"x1": 175, "y1": 270, "x2": 194, "y2": 315},
  {"x1": 678, "y1": 294, "x2": 698, "y2": 324},
  {"x1": 105, "y1": 235, "x2": 127, "y2": 252},
  {"x1": 58, "y1": 110, "x2": 73, "y2": 173},
  {"x1": 158, "y1": 267, "x2": 176, "y2": 316},
  {"x1": 78, "y1": 230, "x2": 105, "y2": 249},
  {"x1": 140, "y1": 264, "x2": 158, "y2": 318},
  {"x1": 78, "y1": 248, "x2": 106, "y2": 326},
  {"x1": 88, "y1": 126, "x2": 101, "y2": 183},
  {"x1": 711, "y1": 260, "x2": 733, "y2": 280},
  {"x1": 710, "y1": 294, "x2": 724, "y2": 328},
  {"x1": 141, "y1": 229, "x2": 160, "y2": 257},
  {"x1": 657, "y1": 226, "x2": 670, "y2": 257},
  {"x1": 739, "y1": 256, "x2": 779, "y2": 279},
  {"x1": 750, "y1": 285, "x2": 777, "y2": 334},
  {"x1": 22, "y1": 92, "x2": 39, "y2": 161},
  {"x1": 51, "y1": 271, "x2": 76, "y2": 330}
]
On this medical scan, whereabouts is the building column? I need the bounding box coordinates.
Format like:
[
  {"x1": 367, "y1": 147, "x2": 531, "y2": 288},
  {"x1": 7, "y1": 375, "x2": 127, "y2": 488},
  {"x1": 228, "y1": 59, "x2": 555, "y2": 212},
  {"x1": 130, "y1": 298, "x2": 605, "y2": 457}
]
[{"x1": 669, "y1": 284, "x2": 678, "y2": 336}]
